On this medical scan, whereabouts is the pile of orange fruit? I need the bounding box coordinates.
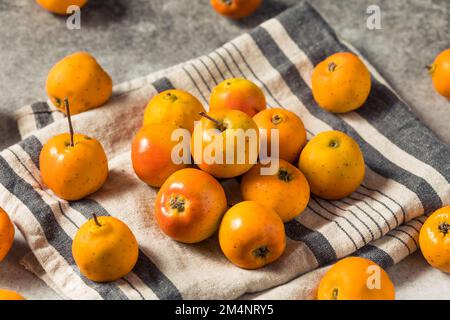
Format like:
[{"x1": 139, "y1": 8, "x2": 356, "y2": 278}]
[{"x1": 1, "y1": 0, "x2": 449, "y2": 301}]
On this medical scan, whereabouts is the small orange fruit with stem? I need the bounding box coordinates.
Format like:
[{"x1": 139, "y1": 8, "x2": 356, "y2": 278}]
[
  {"x1": 428, "y1": 49, "x2": 450, "y2": 99},
  {"x1": 219, "y1": 201, "x2": 286, "y2": 269},
  {"x1": 131, "y1": 122, "x2": 189, "y2": 188},
  {"x1": 210, "y1": 78, "x2": 266, "y2": 117},
  {"x1": 46, "y1": 52, "x2": 112, "y2": 115},
  {"x1": 312, "y1": 52, "x2": 371, "y2": 113},
  {"x1": 318, "y1": 257, "x2": 395, "y2": 300},
  {"x1": 40, "y1": 99, "x2": 109, "y2": 201},
  {"x1": 191, "y1": 110, "x2": 259, "y2": 178},
  {"x1": 0, "y1": 208, "x2": 15, "y2": 262},
  {"x1": 419, "y1": 206, "x2": 450, "y2": 273},
  {"x1": 241, "y1": 160, "x2": 310, "y2": 222},
  {"x1": 143, "y1": 89, "x2": 205, "y2": 133},
  {"x1": 253, "y1": 108, "x2": 307, "y2": 163},
  {"x1": 72, "y1": 214, "x2": 139, "y2": 282},
  {"x1": 155, "y1": 168, "x2": 227, "y2": 244}
]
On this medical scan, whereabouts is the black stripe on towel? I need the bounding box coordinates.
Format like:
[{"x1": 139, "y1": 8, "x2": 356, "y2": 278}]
[
  {"x1": 0, "y1": 156, "x2": 128, "y2": 300},
  {"x1": 31, "y1": 102, "x2": 54, "y2": 129},
  {"x1": 250, "y1": 26, "x2": 442, "y2": 214},
  {"x1": 353, "y1": 245, "x2": 394, "y2": 270},
  {"x1": 152, "y1": 77, "x2": 175, "y2": 93},
  {"x1": 277, "y1": 1, "x2": 450, "y2": 183},
  {"x1": 285, "y1": 219, "x2": 336, "y2": 266},
  {"x1": 19, "y1": 135, "x2": 182, "y2": 300}
]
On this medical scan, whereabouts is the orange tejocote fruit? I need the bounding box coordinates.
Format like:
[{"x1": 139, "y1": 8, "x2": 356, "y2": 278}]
[
  {"x1": 210, "y1": 78, "x2": 266, "y2": 117},
  {"x1": 253, "y1": 108, "x2": 307, "y2": 163},
  {"x1": 143, "y1": 89, "x2": 205, "y2": 133},
  {"x1": 318, "y1": 257, "x2": 395, "y2": 300},
  {"x1": 419, "y1": 206, "x2": 450, "y2": 273},
  {"x1": 428, "y1": 49, "x2": 450, "y2": 99},
  {"x1": 72, "y1": 215, "x2": 139, "y2": 282},
  {"x1": 46, "y1": 52, "x2": 112, "y2": 115},
  {"x1": 40, "y1": 99, "x2": 108, "y2": 201},
  {"x1": 0, "y1": 289, "x2": 26, "y2": 300},
  {"x1": 36, "y1": 0, "x2": 88, "y2": 15},
  {"x1": 0, "y1": 208, "x2": 15, "y2": 262},
  {"x1": 219, "y1": 201, "x2": 286, "y2": 269},
  {"x1": 131, "y1": 122, "x2": 189, "y2": 188},
  {"x1": 191, "y1": 109, "x2": 259, "y2": 178},
  {"x1": 155, "y1": 168, "x2": 227, "y2": 244},
  {"x1": 312, "y1": 52, "x2": 371, "y2": 113},
  {"x1": 210, "y1": 0, "x2": 262, "y2": 19},
  {"x1": 299, "y1": 130, "x2": 365, "y2": 200},
  {"x1": 241, "y1": 160, "x2": 310, "y2": 222}
]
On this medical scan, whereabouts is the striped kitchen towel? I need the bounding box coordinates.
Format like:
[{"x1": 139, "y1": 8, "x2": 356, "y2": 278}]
[{"x1": 3, "y1": 1, "x2": 449, "y2": 300}]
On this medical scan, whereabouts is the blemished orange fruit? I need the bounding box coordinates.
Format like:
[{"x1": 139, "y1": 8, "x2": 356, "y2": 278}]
[
  {"x1": 36, "y1": 0, "x2": 88, "y2": 15},
  {"x1": 210, "y1": 0, "x2": 262, "y2": 19},
  {"x1": 46, "y1": 52, "x2": 112, "y2": 115},
  {"x1": 131, "y1": 122, "x2": 189, "y2": 188},
  {"x1": 318, "y1": 257, "x2": 395, "y2": 300},
  {"x1": 219, "y1": 201, "x2": 286, "y2": 269},
  {"x1": 419, "y1": 206, "x2": 450, "y2": 273},
  {"x1": 72, "y1": 215, "x2": 139, "y2": 282},
  {"x1": 210, "y1": 78, "x2": 266, "y2": 117},
  {"x1": 312, "y1": 52, "x2": 371, "y2": 113},
  {"x1": 0, "y1": 208, "x2": 15, "y2": 262},
  {"x1": 155, "y1": 168, "x2": 227, "y2": 244},
  {"x1": 40, "y1": 133, "x2": 109, "y2": 201},
  {"x1": 428, "y1": 49, "x2": 450, "y2": 99},
  {"x1": 298, "y1": 130, "x2": 365, "y2": 200},
  {"x1": 0, "y1": 289, "x2": 26, "y2": 300},
  {"x1": 241, "y1": 160, "x2": 310, "y2": 222},
  {"x1": 253, "y1": 108, "x2": 307, "y2": 163},
  {"x1": 143, "y1": 89, "x2": 205, "y2": 133}
]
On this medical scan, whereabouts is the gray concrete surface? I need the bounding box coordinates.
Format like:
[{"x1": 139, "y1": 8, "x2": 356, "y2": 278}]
[{"x1": 0, "y1": 0, "x2": 449, "y2": 299}]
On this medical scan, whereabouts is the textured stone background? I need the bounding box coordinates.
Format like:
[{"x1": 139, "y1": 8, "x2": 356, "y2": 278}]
[{"x1": 0, "y1": 0, "x2": 449, "y2": 299}]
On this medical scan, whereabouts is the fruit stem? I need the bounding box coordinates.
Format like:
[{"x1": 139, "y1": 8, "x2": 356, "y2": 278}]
[
  {"x1": 328, "y1": 62, "x2": 337, "y2": 72},
  {"x1": 92, "y1": 213, "x2": 102, "y2": 227},
  {"x1": 426, "y1": 64, "x2": 436, "y2": 75},
  {"x1": 332, "y1": 288, "x2": 339, "y2": 300},
  {"x1": 64, "y1": 98, "x2": 75, "y2": 147},
  {"x1": 253, "y1": 246, "x2": 269, "y2": 259},
  {"x1": 278, "y1": 168, "x2": 292, "y2": 182},
  {"x1": 438, "y1": 222, "x2": 449, "y2": 236},
  {"x1": 222, "y1": 0, "x2": 233, "y2": 5},
  {"x1": 199, "y1": 112, "x2": 226, "y2": 131}
]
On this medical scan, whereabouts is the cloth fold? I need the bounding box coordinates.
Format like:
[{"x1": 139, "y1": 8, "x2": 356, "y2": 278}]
[{"x1": 2, "y1": 1, "x2": 449, "y2": 300}]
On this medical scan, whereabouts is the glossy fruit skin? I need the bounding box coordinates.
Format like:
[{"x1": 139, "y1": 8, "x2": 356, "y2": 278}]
[
  {"x1": 191, "y1": 109, "x2": 259, "y2": 178},
  {"x1": 318, "y1": 257, "x2": 395, "y2": 300},
  {"x1": 0, "y1": 208, "x2": 14, "y2": 262},
  {"x1": 419, "y1": 206, "x2": 450, "y2": 273},
  {"x1": 0, "y1": 289, "x2": 25, "y2": 300},
  {"x1": 131, "y1": 123, "x2": 188, "y2": 187},
  {"x1": 40, "y1": 133, "x2": 108, "y2": 201},
  {"x1": 312, "y1": 52, "x2": 371, "y2": 113},
  {"x1": 46, "y1": 52, "x2": 112, "y2": 115},
  {"x1": 241, "y1": 160, "x2": 310, "y2": 222},
  {"x1": 219, "y1": 201, "x2": 286, "y2": 269},
  {"x1": 253, "y1": 108, "x2": 307, "y2": 163},
  {"x1": 210, "y1": 78, "x2": 266, "y2": 117},
  {"x1": 299, "y1": 130, "x2": 364, "y2": 200},
  {"x1": 72, "y1": 216, "x2": 139, "y2": 283},
  {"x1": 429, "y1": 49, "x2": 450, "y2": 99},
  {"x1": 155, "y1": 168, "x2": 227, "y2": 244},
  {"x1": 143, "y1": 89, "x2": 205, "y2": 133},
  {"x1": 36, "y1": 0, "x2": 88, "y2": 15},
  {"x1": 210, "y1": 0, "x2": 262, "y2": 19}
]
